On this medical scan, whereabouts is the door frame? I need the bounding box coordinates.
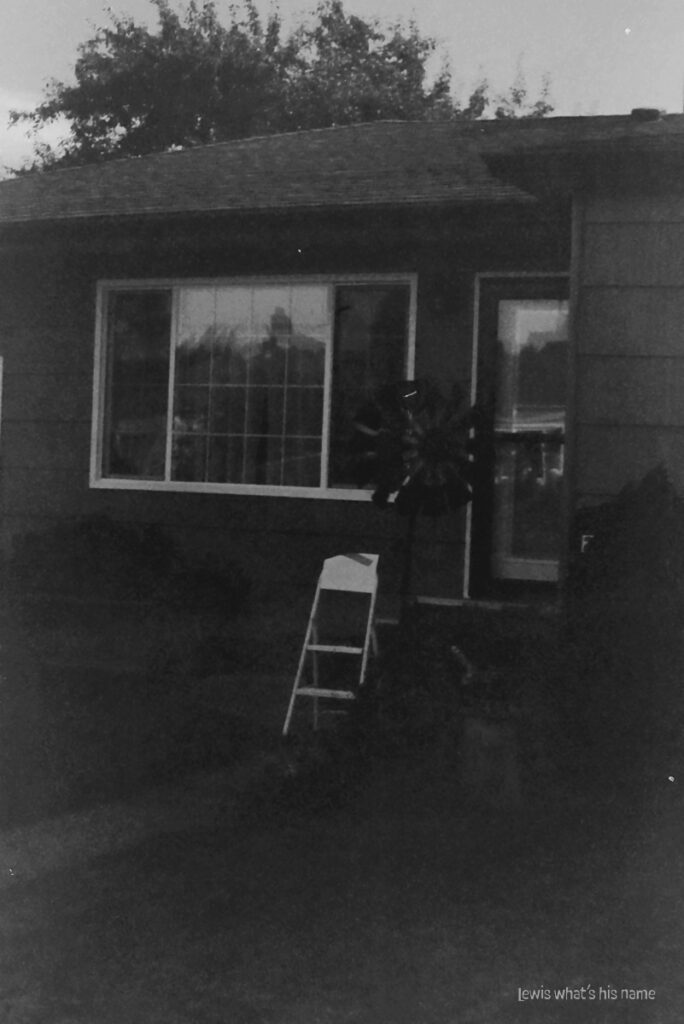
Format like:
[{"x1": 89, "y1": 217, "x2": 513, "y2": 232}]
[{"x1": 464, "y1": 272, "x2": 570, "y2": 599}]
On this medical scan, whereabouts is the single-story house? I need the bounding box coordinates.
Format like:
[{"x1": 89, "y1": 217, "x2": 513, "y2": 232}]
[{"x1": 1, "y1": 111, "x2": 683, "y2": 606}]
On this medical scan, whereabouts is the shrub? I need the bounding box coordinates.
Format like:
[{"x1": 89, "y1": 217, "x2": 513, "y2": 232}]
[
  {"x1": 8, "y1": 516, "x2": 179, "y2": 601},
  {"x1": 566, "y1": 466, "x2": 684, "y2": 779},
  {"x1": 1, "y1": 518, "x2": 252, "y2": 824},
  {"x1": 7, "y1": 515, "x2": 250, "y2": 621},
  {"x1": 0, "y1": 641, "x2": 58, "y2": 827}
]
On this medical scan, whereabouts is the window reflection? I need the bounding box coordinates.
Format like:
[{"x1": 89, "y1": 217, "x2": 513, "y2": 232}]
[
  {"x1": 172, "y1": 286, "x2": 326, "y2": 486},
  {"x1": 103, "y1": 290, "x2": 171, "y2": 479},
  {"x1": 100, "y1": 280, "x2": 411, "y2": 491},
  {"x1": 330, "y1": 285, "x2": 410, "y2": 487},
  {"x1": 495, "y1": 300, "x2": 568, "y2": 432},
  {"x1": 492, "y1": 299, "x2": 568, "y2": 580}
]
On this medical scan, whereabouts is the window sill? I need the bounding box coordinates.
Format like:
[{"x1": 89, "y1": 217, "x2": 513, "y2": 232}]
[{"x1": 89, "y1": 477, "x2": 375, "y2": 501}]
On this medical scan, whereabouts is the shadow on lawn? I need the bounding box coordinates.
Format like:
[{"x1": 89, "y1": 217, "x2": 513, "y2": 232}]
[
  {"x1": 3, "y1": 479, "x2": 684, "y2": 1021},
  {"x1": 1, "y1": 593, "x2": 566, "y2": 832},
  {"x1": 0, "y1": 600, "x2": 271, "y2": 829},
  {"x1": 3, "y1": 574, "x2": 684, "y2": 1021},
  {"x1": 237, "y1": 601, "x2": 580, "y2": 829},
  {"x1": 4, "y1": 464, "x2": 684, "y2": 836},
  {"x1": 4, "y1": 595, "x2": 683, "y2": 1024},
  {"x1": 0, "y1": 513, "x2": 264, "y2": 827}
]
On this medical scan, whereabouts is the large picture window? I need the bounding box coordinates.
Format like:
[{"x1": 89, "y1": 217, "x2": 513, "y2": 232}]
[{"x1": 92, "y1": 277, "x2": 415, "y2": 497}]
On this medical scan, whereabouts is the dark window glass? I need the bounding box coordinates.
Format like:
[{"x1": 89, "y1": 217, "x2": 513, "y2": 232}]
[
  {"x1": 103, "y1": 290, "x2": 171, "y2": 479},
  {"x1": 329, "y1": 285, "x2": 410, "y2": 487}
]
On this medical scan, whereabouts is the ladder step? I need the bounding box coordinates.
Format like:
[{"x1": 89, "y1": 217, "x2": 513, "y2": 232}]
[
  {"x1": 306, "y1": 644, "x2": 363, "y2": 654},
  {"x1": 296, "y1": 687, "x2": 355, "y2": 700}
]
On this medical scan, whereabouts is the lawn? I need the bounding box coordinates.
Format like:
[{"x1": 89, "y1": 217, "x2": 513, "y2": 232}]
[
  {"x1": 1, "y1": 750, "x2": 682, "y2": 1023},
  {"x1": 1, "y1": 598, "x2": 683, "y2": 1022}
]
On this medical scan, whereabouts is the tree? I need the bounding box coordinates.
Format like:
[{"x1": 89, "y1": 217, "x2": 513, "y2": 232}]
[
  {"x1": 11, "y1": 0, "x2": 553, "y2": 170},
  {"x1": 278, "y1": 1, "x2": 453, "y2": 129},
  {"x1": 12, "y1": 0, "x2": 287, "y2": 165}
]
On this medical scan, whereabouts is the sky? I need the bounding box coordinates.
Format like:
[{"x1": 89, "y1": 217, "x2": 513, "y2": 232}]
[{"x1": 2, "y1": 0, "x2": 684, "y2": 170}]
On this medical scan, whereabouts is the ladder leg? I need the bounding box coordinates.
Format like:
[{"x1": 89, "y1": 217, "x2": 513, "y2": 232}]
[
  {"x1": 283, "y1": 588, "x2": 321, "y2": 736},
  {"x1": 312, "y1": 621, "x2": 320, "y2": 730},
  {"x1": 358, "y1": 588, "x2": 378, "y2": 688}
]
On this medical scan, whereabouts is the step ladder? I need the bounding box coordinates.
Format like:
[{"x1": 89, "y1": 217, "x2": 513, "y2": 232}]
[{"x1": 282, "y1": 553, "x2": 379, "y2": 736}]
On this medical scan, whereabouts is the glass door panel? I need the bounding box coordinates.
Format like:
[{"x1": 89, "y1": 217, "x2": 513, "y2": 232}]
[{"x1": 491, "y1": 298, "x2": 568, "y2": 581}]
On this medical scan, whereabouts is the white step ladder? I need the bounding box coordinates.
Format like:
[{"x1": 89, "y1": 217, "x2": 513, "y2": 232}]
[{"x1": 282, "y1": 553, "x2": 379, "y2": 736}]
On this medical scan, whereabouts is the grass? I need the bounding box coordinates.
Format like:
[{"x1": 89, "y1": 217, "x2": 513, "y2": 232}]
[
  {"x1": 2, "y1": 754, "x2": 683, "y2": 1022},
  {"x1": 1, "y1": 597, "x2": 683, "y2": 1021}
]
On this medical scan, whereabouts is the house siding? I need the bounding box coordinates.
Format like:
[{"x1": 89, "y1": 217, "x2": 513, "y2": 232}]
[
  {"x1": 0, "y1": 204, "x2": 567, "y2": 603},
  {"x1": 574, "y1": 193, "x2": 684, "y2": 505}
]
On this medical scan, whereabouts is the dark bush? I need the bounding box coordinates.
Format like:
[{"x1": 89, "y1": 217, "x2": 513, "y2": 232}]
[
  {"x1": 0, "y1": 517, "x2": 252, "y2": 825},
  {"x1": 162, "y1": 558, "x2": 250, "y2": 618},
  {"x1": 566, "y1": 466, "x2": 684, "y2": 780},
  {"x1": 7, "y1": 515, "x2": 250, "y2": 619},
  {"x1": 8, "y1": 516, "x2": 179, "y2": 601},
  {"x1": 569, "y1": 465, "x2": 684, "y2": 602},
  {"x1": 0, "y1": 643, "x2": 54, "y2": 827},
  {"x1": 356, "y1": 609, "x2": 464, "y2": 757}
]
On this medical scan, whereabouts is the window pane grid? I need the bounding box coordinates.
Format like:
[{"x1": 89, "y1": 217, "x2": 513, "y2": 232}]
[
  {"x1": 98, "y1": 279, "x2": 412, "y2": 492},
  {"x1": 170, "y1": 284, "x2": 328, "y2": 486}
]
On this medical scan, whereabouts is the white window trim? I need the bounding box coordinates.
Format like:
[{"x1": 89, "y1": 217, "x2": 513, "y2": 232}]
[{"x1": 90, "y1": 274, "x2": 417, "y2": 500}]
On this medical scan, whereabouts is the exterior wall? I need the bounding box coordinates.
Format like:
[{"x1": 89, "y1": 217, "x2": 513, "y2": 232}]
[
  {"x1": 573, "y1": 194, "x2": 684, "y2": 507},
  {"x1": 0, "y1": 204, "x2": 567, "y2": 603}
]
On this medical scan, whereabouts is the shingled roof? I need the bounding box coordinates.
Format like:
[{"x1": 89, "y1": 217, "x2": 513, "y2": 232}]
[{"x1": 2, "y1": 113, "x2": 684, "y2": 225}]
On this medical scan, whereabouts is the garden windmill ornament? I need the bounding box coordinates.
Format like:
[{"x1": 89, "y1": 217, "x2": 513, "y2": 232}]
[{"x1": 352, "y1": 379, "x2": 478, "y2": 610}]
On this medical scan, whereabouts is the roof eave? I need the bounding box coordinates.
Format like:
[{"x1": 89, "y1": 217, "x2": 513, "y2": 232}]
[
  {"x1": 0, "y1": 189, "x2": 538, "y2": 229},
  {"x1": 483, "y1": 138, "x2": 684, "y2": 197}
]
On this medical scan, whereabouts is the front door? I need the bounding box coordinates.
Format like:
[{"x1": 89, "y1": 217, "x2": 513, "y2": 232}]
[{"x1": 469, "y1": 276, "x2": 569, "y2": 595}]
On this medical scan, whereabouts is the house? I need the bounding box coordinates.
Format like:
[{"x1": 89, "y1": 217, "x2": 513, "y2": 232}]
[{"x1": 1, "y1": 111, "x2": 683, "y2": 606}]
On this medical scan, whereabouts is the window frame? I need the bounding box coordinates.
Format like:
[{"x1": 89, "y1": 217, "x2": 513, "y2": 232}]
[{"x1": 90, "y1": 274, "x2": 417, "y2": 499}]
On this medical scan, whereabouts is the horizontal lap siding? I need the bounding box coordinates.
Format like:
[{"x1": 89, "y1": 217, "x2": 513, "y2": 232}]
[
  {"x1": 3, "y1": 373, "x2": 93, "y2": 422},
  {"x1": 583, "y1": 223, "x2": 684, "y2": 287},
  {"x1": 578, "y1": 288, "x2": 684, "y2": 357},
  {"x1": 583, "y1": 196, "x2": 684, "y2": 224},
  {"x1": 0, "y1": 212, "x2": 497, "y2": 600},
  {"x1": 576, "y1": 359, "x2": 684, "y2": 425},
  {"x1": 575, "y1": 195, "x2": 684, "y2": 501},
  {"x1": 575, "y1": 426, "x2": 684, "y2": 497},
  {"x1": 0, "y1": 247, "x2": 95, "y2": 553}
]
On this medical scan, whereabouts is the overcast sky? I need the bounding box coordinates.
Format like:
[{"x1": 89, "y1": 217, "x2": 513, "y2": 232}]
[{"x1": 2, "y1": 0, "x2": 684, "y2": 169}]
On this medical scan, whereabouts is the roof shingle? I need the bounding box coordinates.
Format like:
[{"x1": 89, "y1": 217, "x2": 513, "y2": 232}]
[{"x1": 2, "y1": 114, "x2": 684, "y2": 225}]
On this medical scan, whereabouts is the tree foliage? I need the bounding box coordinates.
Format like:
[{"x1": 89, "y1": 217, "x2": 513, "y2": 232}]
[{"x1": 11, "y1": 0, "x2": 553, "y2": 169}]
